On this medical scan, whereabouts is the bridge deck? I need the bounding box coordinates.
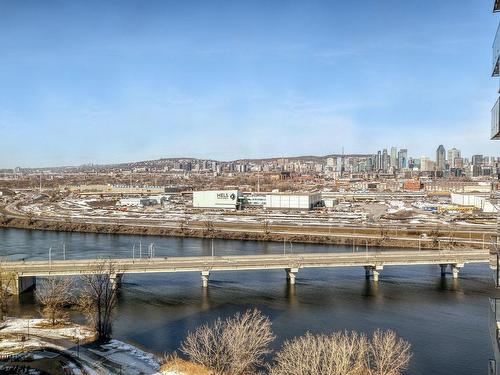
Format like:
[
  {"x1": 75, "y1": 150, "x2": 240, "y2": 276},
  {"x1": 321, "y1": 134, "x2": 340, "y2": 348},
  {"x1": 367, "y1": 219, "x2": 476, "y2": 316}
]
[{"x1": 3, "y1": 250, "x2": 489, "y2": 277}]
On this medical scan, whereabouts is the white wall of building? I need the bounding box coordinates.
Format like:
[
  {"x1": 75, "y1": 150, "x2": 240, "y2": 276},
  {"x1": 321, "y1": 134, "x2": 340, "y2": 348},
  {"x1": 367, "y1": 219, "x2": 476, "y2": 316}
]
[
  {"x1": 193, "y1": 190, "x2": 240, "y2": 209},
  {"x1": 451, "y1": 193, "x2": 498, "y2": 213},
  {"x1": 117, "y1": 197, "x2": 143, "y2": 207},
  {"x1": 244, "y1": 194, "x2": 267, "y2": 207},
  {"x1": 265, "y1": 192, "x2": 321, "y2": 210}
]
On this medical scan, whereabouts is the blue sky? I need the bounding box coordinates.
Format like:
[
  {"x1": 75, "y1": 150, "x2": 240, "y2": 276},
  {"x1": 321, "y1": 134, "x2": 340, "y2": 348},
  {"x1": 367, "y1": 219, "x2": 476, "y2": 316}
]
[{"x1": 0, "y1": 0, "x2": 498, "y2": 167}]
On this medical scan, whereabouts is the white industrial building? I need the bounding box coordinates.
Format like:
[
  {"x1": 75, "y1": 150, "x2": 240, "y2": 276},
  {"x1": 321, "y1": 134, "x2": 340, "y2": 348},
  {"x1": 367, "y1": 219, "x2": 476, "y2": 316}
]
[
  {"x1": 193, "y1": 190, "x2": 242, "y2": 209},
  {"x1": 117, "y1": 195, "x2": 169, "y2": 207},
  {"x1": 243, "y1": 194, "x2": 267, "y2": 207},
  {"x1": 450, "y1": 193, "x2": 498, "y2": 213},
  {"x1": 265, "y1": 192, "x2": 322, "y2": 210}
]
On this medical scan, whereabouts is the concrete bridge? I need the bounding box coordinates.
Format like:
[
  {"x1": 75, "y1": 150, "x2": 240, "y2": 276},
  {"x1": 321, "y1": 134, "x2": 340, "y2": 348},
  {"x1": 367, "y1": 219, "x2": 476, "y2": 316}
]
[{"x1": 3, "y1": 249, "x2": 490, "y2": 294}]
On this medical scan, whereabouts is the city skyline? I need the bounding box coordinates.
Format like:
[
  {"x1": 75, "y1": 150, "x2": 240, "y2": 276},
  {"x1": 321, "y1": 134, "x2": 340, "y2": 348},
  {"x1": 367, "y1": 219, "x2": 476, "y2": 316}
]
[
  {"x1": 0, "y1": 1, "x2": 498, "y2": 168},
  {"x1": 3, "y1": 143, "x2": 498, "y2": 173}
]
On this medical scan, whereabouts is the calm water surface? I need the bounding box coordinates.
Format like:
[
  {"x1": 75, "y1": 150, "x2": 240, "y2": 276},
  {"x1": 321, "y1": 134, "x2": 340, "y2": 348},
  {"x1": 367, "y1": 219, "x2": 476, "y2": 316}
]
[{"x1": 1, "y1": 228, "x2": 497, "y2": 375}]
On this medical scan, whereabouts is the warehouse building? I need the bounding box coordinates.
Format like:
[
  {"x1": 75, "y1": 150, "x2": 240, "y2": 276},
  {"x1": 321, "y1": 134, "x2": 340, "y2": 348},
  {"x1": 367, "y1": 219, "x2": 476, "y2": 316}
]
[
  {"x1": 451, "y1": 193, "x2": 498, "y2": 213},
  {"x1": 242, "y1": 194, "x2": 267, "y2": 207},
  {"x1": 265, "y1": 192, "x2": 321, "y2": 210},
  {"x1": 193, "y1": 190, "x2": 242, "y2": 210}
]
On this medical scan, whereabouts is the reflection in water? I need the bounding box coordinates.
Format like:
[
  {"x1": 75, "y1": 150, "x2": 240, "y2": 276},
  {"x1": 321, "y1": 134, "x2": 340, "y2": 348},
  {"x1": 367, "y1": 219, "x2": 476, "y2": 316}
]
[
  {"x1": 284, "y1": 283, "x2": 297, "y2": 307},
  {"x1": 437, "y1": 275, "x2": 461, "y2": 294},
  {"x1": 201, "y1": 286, "x2": 210, "y2": 311},
  {"x1": 362, "y1": 279, "x2": 380, "y2": 298}
]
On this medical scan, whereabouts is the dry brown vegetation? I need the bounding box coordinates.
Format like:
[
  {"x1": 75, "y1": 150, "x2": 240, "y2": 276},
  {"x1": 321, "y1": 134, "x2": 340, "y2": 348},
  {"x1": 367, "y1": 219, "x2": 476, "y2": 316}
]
[
  {"x1": 0, "y1": 262, "x2": 13, "y2": 321},
  {"x1": 178, "y1": 309, "x2": 411, "y2": 375},
  {"x1": 35, "y1": 277, "x2": 74, "y2": 326},
  {"x1": 162, "y1": 354, "x2": 216, "y2": 375},
  {"x1": 0, "y1": 215, "x2": 481, "y2": 251},
  {"x1": 181, "y1": 309, "x2": 275, "y2": 375},
  {"x1": 369, "y1": 329, "x2": 412, "y2": 375},
  {"x1": 270, "y1": 329, "x2": 411, "y2": 375},
  {"x1": 78, "y1": 260, "x2": 118, "y2": 342}
]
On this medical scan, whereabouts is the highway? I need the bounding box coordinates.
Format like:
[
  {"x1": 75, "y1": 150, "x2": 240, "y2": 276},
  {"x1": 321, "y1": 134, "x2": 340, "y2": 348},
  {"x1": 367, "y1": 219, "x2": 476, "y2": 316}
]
[{"x1": 3, "y1": 249, "x2": 490, "y2": 293}]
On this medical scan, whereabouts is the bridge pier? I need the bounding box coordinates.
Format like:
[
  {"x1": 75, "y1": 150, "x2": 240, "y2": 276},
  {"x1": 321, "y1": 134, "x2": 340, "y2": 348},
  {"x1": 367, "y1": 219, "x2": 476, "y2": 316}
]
[
  {"x1": 11, "y1": 275, "x2": 36, "y2": 295},
  {"x1": 365, "y1": 265, "x2": 383, "y2": 282},
  {"x1": 451, "y1": 264, "x2": 463, "y2": 279},
  {"x1": 201, "y1": 271, "x2": 210, "y2": 288},
  {"x1": 285, "y1": 268, "x2": 298, "y2": 285}
]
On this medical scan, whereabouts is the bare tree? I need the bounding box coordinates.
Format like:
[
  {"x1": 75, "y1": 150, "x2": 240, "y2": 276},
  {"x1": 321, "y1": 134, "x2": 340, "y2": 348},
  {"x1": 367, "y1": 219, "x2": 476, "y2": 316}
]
[
  {"x1": 203, "y1": 219, "x2": 215, "y2": 235},
  {"x1": 179, "y1": 218, "x2": 189, "y2": 234},
  {"x1": 369, "y1": 329, "x2": 412, "y2": 375},
  {"x1": 78, "y1": 260, "x2": 119, "y2": 342},
  {"x1": 36, "y1": 277, "x2": 74, "y2": 326},
  {"x1": 271, "y1": 330, "x2": 411, "y2": 375},
  {"x1": 0, "y1": 262, "x2": 13, "y2": 321},
  {"x1": 262, "y1": 220, "x2": 271, "y2": 238},
  {"x1": 270, "y1": 331, "x2": 369, "y2": 375},
  {"x1": 181, "y1": 309, "x2": 275, "y2": 375}
]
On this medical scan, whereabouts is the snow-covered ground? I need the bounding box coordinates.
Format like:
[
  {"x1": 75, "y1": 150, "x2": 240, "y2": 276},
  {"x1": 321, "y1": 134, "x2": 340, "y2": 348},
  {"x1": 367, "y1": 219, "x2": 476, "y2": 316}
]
[{"x1": 0, "y1": 317, "x2": 166, "y2": 375}]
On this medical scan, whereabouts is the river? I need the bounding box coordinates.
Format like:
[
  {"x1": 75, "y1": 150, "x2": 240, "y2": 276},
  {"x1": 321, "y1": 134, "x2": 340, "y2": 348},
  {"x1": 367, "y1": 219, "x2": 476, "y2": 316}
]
[{"x1": 1, "y1": 228, "x2": 497, "y2": 375}]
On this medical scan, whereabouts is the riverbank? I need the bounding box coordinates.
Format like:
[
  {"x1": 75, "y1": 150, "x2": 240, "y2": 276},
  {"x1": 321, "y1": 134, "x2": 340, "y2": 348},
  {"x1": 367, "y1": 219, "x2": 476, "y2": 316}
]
[
  {"x1": 0, "y1": 317, "x2": 163, "y2": 374},
  {"x1": 0, "y1": 215, "x2": 481, "y2": 251}
]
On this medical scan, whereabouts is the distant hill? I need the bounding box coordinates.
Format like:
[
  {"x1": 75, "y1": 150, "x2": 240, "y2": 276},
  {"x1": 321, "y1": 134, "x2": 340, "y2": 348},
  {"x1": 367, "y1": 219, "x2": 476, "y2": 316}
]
[{"x1": 10, "y1": 153, "x2": 375, "y2": 171}]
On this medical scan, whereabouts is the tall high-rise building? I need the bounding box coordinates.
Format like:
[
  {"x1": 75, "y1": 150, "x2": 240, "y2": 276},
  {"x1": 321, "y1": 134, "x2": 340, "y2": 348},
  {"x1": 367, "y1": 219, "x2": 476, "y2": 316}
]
[
  {"x1": 447, "y1": 147, "x2": 461, "y2": 168},
  {"x1": 335, "y1": 156, "x2": 342, "y2": 172},
  {"x1": 390, "y1": 147, "x2": 397, "y2": 168},
  {"x1": 472, "y1": 154, "x2": 484, "y2": 166},
  {"x1": 397, "y1": 149, "x2": 408, "y2": 170},
  {"x1": 376, "y1": 150, "x2": 382, "y2": 171},
  {"x1": 420, "y1": 156, "x2": 433, "y2": 172},
  {"x1": 436, "y1": 145, "x2": 446, "y2": 171},
  {"x1": 382, "y1": 149, "x2": 389, "y2": 172}
]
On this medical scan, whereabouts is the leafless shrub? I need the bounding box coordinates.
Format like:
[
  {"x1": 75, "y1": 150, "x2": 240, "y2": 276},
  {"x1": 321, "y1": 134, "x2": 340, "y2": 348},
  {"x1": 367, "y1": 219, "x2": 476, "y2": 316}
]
[
  {"x1": 262, "y1": 220, "x2": 271, "y2": 236},
  {"x1": 0, "y1": 262, "x2": 13, "y2": 321},
  {"x1": 179, "y1": 218, "x2": 189, "y2": 233},
  {"x1": 203, "y1": 220, "x2": 215, "y2": 234},
  {"x1": 270, "y1": 330, "x2": 411, "y2": 375},
  {"x1": 181, "y1": 309, "x2": 275, "y2": 375},
  {"x1": 35, "y1": 277, "x2": 74, "y2": 326},
  {"x1": 270, "y1": 331, "x2": 369, "y2": 375},
  {"x1": 369, "y1": 329, "x2": 412, "y2": 375},
  {"x1": 162, "y1": 353, "x2": 215, "y2": 375},
  {"x1": 77, "y1": 260, "x2": 118, "y2": 342}
]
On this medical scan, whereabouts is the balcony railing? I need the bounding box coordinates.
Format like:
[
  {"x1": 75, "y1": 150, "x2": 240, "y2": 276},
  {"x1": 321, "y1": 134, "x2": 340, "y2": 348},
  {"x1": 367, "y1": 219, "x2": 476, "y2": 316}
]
[
  {"x1": 492, "y1": 98, "x2": 500, "y2": 140},
  {"x1": 494, "y1": 23, "x2": 500, "y2": 76},
  {"x1": 495, "y1": 0, "x2": 500, "y2": 12}
]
